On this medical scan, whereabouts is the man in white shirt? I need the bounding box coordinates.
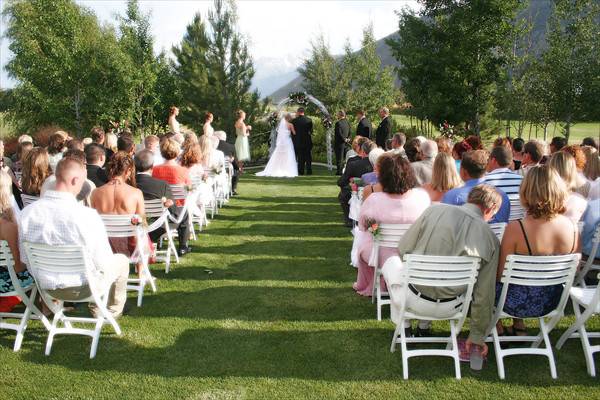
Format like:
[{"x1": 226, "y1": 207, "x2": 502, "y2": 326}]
[{"x1": 19, "y1": 157, "x2": 129, "y2": 318}]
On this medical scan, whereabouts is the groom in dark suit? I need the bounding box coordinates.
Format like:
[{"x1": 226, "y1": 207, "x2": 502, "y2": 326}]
[
  {"x1": 375, "y1": 107, "x2": 392, "y2": 148},
  {"x1": 292, "y1": 107, "x2": 313, "y2": 175},
  {"x1": 334, "y1": 110, "x2": 351, "y2": 175},
  {"x1": 356, "y1": 110, "x2": 372, "y2": 139}
]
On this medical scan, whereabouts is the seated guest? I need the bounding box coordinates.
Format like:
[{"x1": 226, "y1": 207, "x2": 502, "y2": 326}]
[
  {"x1": 452, "y1": 140, "x2": 472, "y2": 172},
  {"x1": 345, "y1": 136, "x2": 369, "y2": 165},
  {"x1": 135, "y1": 150, "x2": 191, "y2": 256},
  {"x1": 19, "y1": 157, "x2": 129, "y2": 317},
  {"x1": 0, "y1": 172, "x2": 32, "y2": 294},
  {"x1": 13, "y1": 141, "x2": 33, "y2": 174},
  {"x1": 581, "y1": 198, "x2": 600, "y2": 262},
  {"x1": 493, "y1": 137, "x2": 512, "y2": 150},
  {"x1": 353, "y1": 154, "x2": 430, "y2": 296},
  {"x1": 582, "y1": 137, "x2": 598, "y2": 150},
  {"x1": 85, "y1": 143, "x2": 109, "y2": 187},
  {"x1": 561, "y1": 145, "x2": 590, "y2": 197},
  {"x1": 180, "y1": 143, "x2": 205, "y2": 178},
  {"x1": 0, "y1": 140, "x2": 14, "y2": 170},
  {"x1": 411, "y1": 139, "x2": 438, "y2": 185},
  {"x1": 549, "y1": 151, "x2": 588, "y2": 222},
  {"x1": 390, "y1": 132, "x2": 406, "y2": 157},
  {"x1": 518, "y1": 140, "x2": 544, "y2": 176},
  {"x1": 91, "y1": 152, "x2": 146, "y2": 265},
  {"x1": 512, "y1": 137, "x2": 525, "y2": 170},
  {"x1": 105, "y1": 132, "x2": 118, "y2": 154},
  {"x1": 404, "y1": 138, "x2": 422, "y2": 163},
  {"x1": 66, "y1": 139, "x2": 84, "y2": 152},
  {"x1": 82, "y1": 137, "x2": 93, "y2": 146},
  {"x1": 582, "y1": 146, "x2": 599, "y2": 184},
  {"x1": 152, "y1": 138, "x2": 190, "y2": 206},
  {"x1": 198, "y1": 135, "x2": 214, "y2": 170},
  {"x1": 183, "y1": 132, "x2": 199, "y2": 150},
  {"x1": 464, "y1": 135, "x2": 484, "y2": 150},
  {"x1": 361, "y1": 148, "x2": 385, "y2": 185},
  {"x1": 383, "y1": 184, "x2": 501, "y2": 353},
  {"x1": 117, "y1": 135, "x2": 135, "y2": 156},
  {"x1": 421, "y1": 153, "x2": 463, "y2": 202},
  {"x1": 442, "y1": 150, "x2": 510, "y2": 223},
  {"x1": 216, "y1": 130, "x2": 240, "y2": 195},
  {"x1": 484, "y1": 145, "x2": 523, "y2": 199},
  {"x1": 550, "y1": 136, "x2": 567, "y2": 153},
  {"x1": 90, "y1": 126, "x2": 115, "y2": 161},
  {"x1": 209, "y1": 136, "x2": 226, "y2": 171},
  {"x1": 47, "y1": 132, "x2": 66, "y2": 172},
  {"x1": 435, "y1": 136, "x2": 452, "y2": 155},
  {"x1": 496, "y1": 165, "x2": 580, "y2": 335},
  {"x1": 21, "y1": 147, "x2": 52, "y2": 197},
  {"x1": 41, "y1": 150, "x2": 96, "y2": 206},
  {"x1": 144, "y1": 135, "x2": 164, "y2": 166},
  {"x1": 338, "y1": 140, "x2": 374, "y2": 227}
]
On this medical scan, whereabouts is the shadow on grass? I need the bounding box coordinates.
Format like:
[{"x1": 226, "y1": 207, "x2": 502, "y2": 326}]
[
  {"x1": 18, "y1": 326, "x2": 599, "y2": 385},
  {"x1": 197, "y1": 238, "x2": 348, "y2": 257}
]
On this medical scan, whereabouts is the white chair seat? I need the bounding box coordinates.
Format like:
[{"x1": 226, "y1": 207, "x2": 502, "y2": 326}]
[{"x1": 570, "y1": 287, "x2": 600, "y2": 312}]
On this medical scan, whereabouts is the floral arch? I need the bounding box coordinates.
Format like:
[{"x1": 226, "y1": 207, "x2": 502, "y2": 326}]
[{"x1": 267, "y1": 92, "x2": 334, "y2": 171}]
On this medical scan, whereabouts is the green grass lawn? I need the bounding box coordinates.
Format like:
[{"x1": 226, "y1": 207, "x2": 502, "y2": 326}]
[{"x1": 1, "y1": 167, "x2": 600, "y2": 399}]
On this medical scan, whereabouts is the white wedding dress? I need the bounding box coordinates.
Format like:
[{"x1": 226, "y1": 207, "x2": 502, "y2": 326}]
[{"x1": 256, "y1": 119, "x2": 298, "y2": 178}]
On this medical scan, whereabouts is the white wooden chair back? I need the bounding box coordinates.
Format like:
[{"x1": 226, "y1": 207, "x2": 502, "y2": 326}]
[
  {"x1": 577, "y1": 224, "x2": 600, "y2": 286},
  {"x1": 491, "y1": 253, "x2": 580, "y2": 379},
  {"x1": 169, "y1": 184, "x2": 187, "y2": 203},
  {"x1": 369, "y1": 223, "x2": 412, "y2": 321},
  {"x1": 389, "y1": 254, "x2": 480, "y2": 379},
  {"x1": 143, "y1": 199, "x2": 179, "y2": 273},
  {"x1": 21, "y1": 194, "x2": 40, "y2": 208},
  {"x1": 23, "y1": 242, "x2": 121, "y2": 358},
  {"x1": 0, "y1": 241, "x2": 49, "y2": 351},
  {"x1": 489, "y1": 222, "x2": 507, "y2": 242}
]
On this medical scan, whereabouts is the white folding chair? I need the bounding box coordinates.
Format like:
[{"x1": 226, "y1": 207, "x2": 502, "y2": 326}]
[
  {"x1": 23, "y1": 242, "x2": 121, "y2": 359},
  {"x1": 387, "y1": 254, "x2": 480, "y2": 379},
  {"x1": 170, "y1": 183, "x2": 203, "y2": 241},
  {"x1": 0, "y1": 241, "x2": 50, "y2": 351},
  {"x1": 144, "y1": 199, "x2": 179, "y2": 273},
  {"x1": 576, "y1": 224, "x2": 600, "y2": 287},
  {"x1": 489, "y1": 222, "x2": 507, "y2": 242},
  {"x1": 491, "y1": 254, "x2": 580, "y2": 379},
  {"x1": 224, "y1": 158, "x2": 234, "y2": 198},
  {"x1": 100, "y1": 214, "x2": 156, "y2": 307},
  {"x1": 189, "y1": 177, "x2": 213, "y2": 227},
  {"x1": 368, "y1": 223, "x2": 412, "y2": 321},
  {"x1": 21, "y1": 194, "x2": 40, "y2": 208},
  {"x1": 508, "y1": 197, "x2": 525, "y2": 221},
  {"x1": 556, "y1": 281, "x2": 600, "y2": 376}
]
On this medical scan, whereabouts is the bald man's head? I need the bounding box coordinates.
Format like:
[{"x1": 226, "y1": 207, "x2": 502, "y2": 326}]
[{"x1": 55, "y1": 157, "x2": 87, "y2": 196}]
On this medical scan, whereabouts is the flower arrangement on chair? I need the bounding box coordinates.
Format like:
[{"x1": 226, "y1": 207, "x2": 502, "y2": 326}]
[{"x1": 365, "y1": 218, "x2": 380, "y2": 238}]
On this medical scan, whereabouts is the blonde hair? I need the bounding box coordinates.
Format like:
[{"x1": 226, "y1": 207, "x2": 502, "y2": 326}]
[
  {"x1": 0, "y1": 170, "x2": 15, "y2": 222},
  {"x1": 520, "y1": 165, "x2": 568, "y2": 220},
  {"x1": 431, "y1": 152, "x2": 463, "y2": 192},
  {"x1": 105, "y1": 132, "x2": 118, "y2": 152},
  {"x1": 197, "y1": 135, "x2": 213, "y2": 166},
  {"x1": 183, "y1": 132, "x2": 198, "y2": 149},
  {"x1": 549, "y1": 151, "x2": 578, "y2": 191},
  {"x1": 583, "y1": 146, "x2": 600, "y2": 181},
  {"x1": 160, "y1": 138, "x2": 180, "y2": 160}
]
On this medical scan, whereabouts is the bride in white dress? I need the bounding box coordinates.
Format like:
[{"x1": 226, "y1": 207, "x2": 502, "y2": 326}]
[{"x1": 256, "y1": 113, "x2": 298, "y2": 178}]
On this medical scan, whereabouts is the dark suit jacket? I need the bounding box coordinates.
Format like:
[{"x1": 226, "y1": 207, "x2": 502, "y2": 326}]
[
  {"x1": 136, "y1": 173, "x2": 179, "y2": 217},
  {"x1": 375, "y1": 116, "x2": 392, "y2": 148},
  {"x1": 334, "y1": 119, "x2": 351, "y2": 145},
  {"x1": 338, "y1": 157, "x2": 373, "y2": 189},
  {"x1": 356, "y1": 117, "x2": 372, "y2": 138},
  {"x1": 217, "y1": 140, "x2": 239, "y2": 173},
  {"x1": 87, "y1": 164, "x2": 108, "y2": 188},
  {"x1": 292, "y1": 115, "x2": 313, "y2": 149}
]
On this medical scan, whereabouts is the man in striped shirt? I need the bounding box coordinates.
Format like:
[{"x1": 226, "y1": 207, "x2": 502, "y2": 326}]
[{"x1": 484, "y1": 146, "x2": 523, "y2": 200}]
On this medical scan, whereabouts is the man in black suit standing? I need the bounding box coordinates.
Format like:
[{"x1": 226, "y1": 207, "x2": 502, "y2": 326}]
[
  {"x1": 375, "y1": 107, "x2": 392, "y2": 149},
  {"x1": 356, "y1": 110, "x2": 372, "y2": 139},
  {"x1": 134, "y1": 150, "x2": 191, "y2": 256},
  {"x1": 337, "y1": 141, "x2": 373, "y2": 227},
  {"x1": 84, "y1": 143, "x2": 108, "y2": 187},
  {"x1": 334, "y1": 110, "x2": 351, "y2": 175},
  {"x1": 292, "y1": 107, "x2": 313, "y2": 175},
  {"x1": 215, "y1": 130, "x2": 239, "y2": 195}
]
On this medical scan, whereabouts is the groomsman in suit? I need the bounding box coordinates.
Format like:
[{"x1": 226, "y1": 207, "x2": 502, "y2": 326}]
[
  {"x1": 134, "y1": 150, "x2": 191, "y2": 256},
  {"x1": 84, "y1": 143, "x2": 108, "y2": 187},
  {"x1": 334, "y1": 110, "x2": 351, "y2": 175},
  {"x1": 292, "y1": 107, "x2": 314, "y2": 175},
  {"x1": 375, "y1": 107, "x2": 392, "y2": 149},
  {"x1": 356, "y1": 110, "x2": 372, "y2": 139}
]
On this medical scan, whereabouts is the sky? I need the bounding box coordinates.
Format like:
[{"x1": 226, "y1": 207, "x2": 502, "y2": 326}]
[{"x1": 0, "y1": 0, "x2": 420, "y2": 94}]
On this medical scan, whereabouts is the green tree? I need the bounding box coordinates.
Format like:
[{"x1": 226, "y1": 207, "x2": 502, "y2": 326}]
[
  {"x1": 389, "y1": 0, "x2": 522, "y2": 133},
  {"x1": 4, "y1": 0, "x2": 132, "y2": 135},
  {"x1": 172, "y1": 0, "x2": 262, "y2": 135},
  {"x1": 535, "y1": 0, "x2": 600, "y2": 139}
]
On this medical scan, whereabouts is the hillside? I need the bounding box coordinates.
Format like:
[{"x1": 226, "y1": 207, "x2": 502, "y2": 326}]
[{"x1": 268, "y1": 0, "x2": 552, "y2": 102}]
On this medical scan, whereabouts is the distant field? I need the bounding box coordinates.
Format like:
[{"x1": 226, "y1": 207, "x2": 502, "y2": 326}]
[{"x1": 392, "y1": 114, "x2": 600, "y2": 144}]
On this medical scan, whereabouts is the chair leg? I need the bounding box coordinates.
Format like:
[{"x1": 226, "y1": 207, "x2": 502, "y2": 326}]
[
  {"x1": 371, "y1": 266, "x2": 378, "y2": 303},
  {"x1": 12, "y1": 304, "x2": 33, "y2": 352},
  {"x1": 45, "y1": 310, "x2": 62, "y2": 356},
  {"x1": 539, "y1": 318, "x2": 558, "y2": 379},
  {"x1": 400, "y1": 320, "x2": 409, "y2": 380},
  {"x1": 89, "y1": 318, "x2": 104, "y2": 359},
  {"x1": 492, "y1": 326, "x2": 506, "y2": 380},
  {"x1": 450, "y1": 320, "x2": 461, "y2": 379},
  {"x1": 390, "y1": 325, "x2": 399, "y2": 353}
]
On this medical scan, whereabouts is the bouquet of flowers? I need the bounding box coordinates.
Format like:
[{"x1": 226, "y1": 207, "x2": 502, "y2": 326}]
[
  {"x1": 322, "y1": 116, "x2": 333, "y2": 129},
  {"x1": 365, "y1": 218, "x2": 380, "y2": 238},
  {"x1": 439, "y1": 120, "x2": 455, "y2": 139},
  {"x1": 289, "y1": 91, "x2": 309, "y2": 106},
  {"x1": 267, "y1": 112, "x2": 279, "y2": 128},
  {"x1": 350, "y1": 177, "x2": 364, "y2": 187}
]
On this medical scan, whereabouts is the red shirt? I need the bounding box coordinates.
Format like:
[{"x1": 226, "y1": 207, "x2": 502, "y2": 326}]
[{"x1": 152, "y1": 163, "x2": 190, "y2": 206}]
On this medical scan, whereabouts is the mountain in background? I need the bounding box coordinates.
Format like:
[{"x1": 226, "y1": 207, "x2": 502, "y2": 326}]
[{"x1": 268, "y1": 0, "x2": 553, "y2": 102}]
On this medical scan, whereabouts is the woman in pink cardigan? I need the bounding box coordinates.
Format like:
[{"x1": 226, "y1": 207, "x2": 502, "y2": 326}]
[{"x1": 353, "y1": 153, "x2": 431, "y2": 296}]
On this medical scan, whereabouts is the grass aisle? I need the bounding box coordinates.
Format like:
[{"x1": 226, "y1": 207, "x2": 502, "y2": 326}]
[{"x1": 1, "y1": 166, "x2": 599, "y2": 399}]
